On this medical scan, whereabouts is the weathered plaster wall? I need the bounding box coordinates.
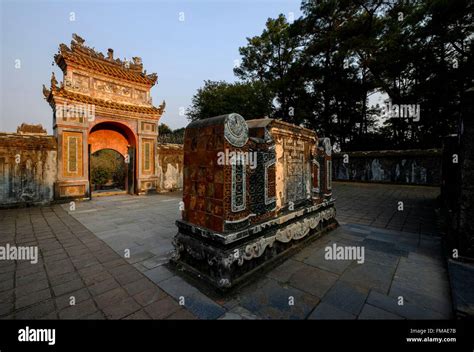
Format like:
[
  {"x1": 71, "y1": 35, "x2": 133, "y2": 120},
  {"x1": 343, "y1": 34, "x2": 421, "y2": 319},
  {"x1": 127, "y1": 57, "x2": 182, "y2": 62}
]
[
  {"x1": 156, "y1": 143, "x2": 183, "y2": 192},
  {"x1": 332, "y1": 149, "x2": 442, "y2": 185},
  {"x1": 0, "y1": 134, "x2": 57, "y2": 207}
]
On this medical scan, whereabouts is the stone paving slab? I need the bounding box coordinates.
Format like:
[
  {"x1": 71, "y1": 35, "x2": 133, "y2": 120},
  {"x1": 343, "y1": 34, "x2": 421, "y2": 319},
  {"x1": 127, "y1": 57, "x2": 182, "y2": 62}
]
[
  {"x1": 339, "y1": 261, "x2": 396, "y2": 294},
  {"x1": 302, "y1": 245, "x2": 354, "y2": 275},
  {"x1": 367, "y1": 290, "x2": 445, "y2": 319},
  {"x1": 320, "y1": 281, "x2": 368, "y2": 316},
  {"x1": 358, "y1": 304, "x2": 404, "y2": 320},
  {"x1": 389, "y1": 279, "x2": 452, "y2": 317},
  {"x1": 219, "y1": 306, "x2": 260, "y2": 320},
  {"x1": 237, "y1": 278, "x2": 320, "y2": 320},
  {"x1": 308, "y1": 302, "x2": 356, "y2": 320},
  {"x1": 287, "y1": 264, "x2": 339, "y2": 299},
  {"x1": 334, "y1": 182, "x2": 440, "y2": 234}
]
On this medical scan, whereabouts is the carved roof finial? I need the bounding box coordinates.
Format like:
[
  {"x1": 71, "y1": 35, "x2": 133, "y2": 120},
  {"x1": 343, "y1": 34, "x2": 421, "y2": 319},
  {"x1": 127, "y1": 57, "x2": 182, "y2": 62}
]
[
  {"x1": 107, "y1": 48, "x2": 114, "y2": 60},
  {"x1": 72, "y1": 33, "x2": 85, "y2": 46},
  {"x1": 147, "y1": 72, "x2": 158, "y2": 81},
  {"x1": 50, "y1": 72, "x2": 58, "y2": 89},
  {"x1": 42, "y1": 84, "x2": 50, "y2": 98},
  {"x1": 133, "y1": 57, "x2": 142, "y2": 65},
  {"x1": 158, "y1": 100, "x2": 166, "y2": 114}
]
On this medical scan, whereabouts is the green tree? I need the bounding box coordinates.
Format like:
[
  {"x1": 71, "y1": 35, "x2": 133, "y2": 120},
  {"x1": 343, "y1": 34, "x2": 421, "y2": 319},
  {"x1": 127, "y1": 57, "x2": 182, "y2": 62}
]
[
  {"x1": 158, "y1": 123, "x2": 172, "y2": 135},
  {"x1": 90, "y1": 149, "x2": 126, "y2": 188},
  {"x1": 356, "y1": 0, "x2": 474, "y2": 149},
  {"x1": 296, "y1": 0, "x2": 375, "y2": 148},
  {"x1": 186, "y1": 80, "x2": 273, "y2": 121},
  {"x1": 186, "y1": 0, "x2": 473, "y2": 151},
  {"x1": 91, "y1": 167, "x2": 109, "y2": 187},
  {"x1": 234, "y1": 14, "x2": 305, "y2": 123},
  {"x1": 296, "y1": 0, "x2": 473, "y2": 149}
]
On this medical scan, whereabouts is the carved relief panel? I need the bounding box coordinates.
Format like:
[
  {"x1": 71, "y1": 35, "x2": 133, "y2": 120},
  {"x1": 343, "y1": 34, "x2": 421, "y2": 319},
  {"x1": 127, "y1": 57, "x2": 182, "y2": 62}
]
[
  {"x1": 140, "y1": 121, "x2": 157, "y2": 134},
  {"x1": 284, "y1": 137, "x2": 310, "y2": 204},
  {"x1": 94, "y1": 79, "x2": 132, "y2": 98},
  {"x1": 141, "y1": 138, "x2": 155, "y2": 175},
  {"x1": 135, "y1": 89, "x2": 149, "y2": 104},
  {"x1": 62, "y1": 131, "x2": 83, "y2": 178},
  {"x1": 65, "y1": 72, "x2": 90, "y2": 94}
]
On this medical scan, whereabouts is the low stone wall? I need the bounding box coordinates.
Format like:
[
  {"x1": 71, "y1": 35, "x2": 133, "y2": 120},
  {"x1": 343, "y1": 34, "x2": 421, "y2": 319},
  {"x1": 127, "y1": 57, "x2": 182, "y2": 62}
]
[
  {"x1": 0, "y1": 133, "x2": 57, "y2": 207},
  {"x1": 332, "y1": 149, "x2": 442, "y2": 185},
  {"x1": 156, "y1": 143, "x2": 183, "y2": 192}
]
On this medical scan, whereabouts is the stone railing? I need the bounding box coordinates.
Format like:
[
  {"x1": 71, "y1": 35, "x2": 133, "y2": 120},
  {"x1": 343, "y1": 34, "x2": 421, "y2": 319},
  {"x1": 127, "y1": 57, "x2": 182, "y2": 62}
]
[
  {"x1": 157, "y1": 133, "x2": 184, "y2": 145},
  {"x1": 332, "y1": 149, "x2": 442, "y2": 186}
]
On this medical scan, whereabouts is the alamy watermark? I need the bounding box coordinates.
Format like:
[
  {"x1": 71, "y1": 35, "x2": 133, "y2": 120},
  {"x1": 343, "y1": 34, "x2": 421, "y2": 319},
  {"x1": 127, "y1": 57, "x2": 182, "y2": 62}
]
[
  {"x1": 0, "y1": 244, "x2": 38, "y2": 264},
  {"x1": 217, "y1": 149, "x2": 258, "y2": 169},
  {"x1": 56, "y1": 102, "x2": 95, "y2": 121},
  {"x1": 325, "y1": 243, "x2": 365, "y2": 264},
  {"x1": 382, "y1": 100, "x2": 420, "y2": 122},
  {"x1": 18, "y1": 327, "x2": 55, "y2": 346}
]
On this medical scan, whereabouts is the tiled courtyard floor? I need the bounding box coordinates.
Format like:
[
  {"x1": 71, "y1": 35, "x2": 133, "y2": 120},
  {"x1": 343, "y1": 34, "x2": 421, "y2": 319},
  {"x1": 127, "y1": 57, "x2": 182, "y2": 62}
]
[
  {"x1": 0, "y1": 206, "x2": 193, "y2": 319},
  {"x1": 0, "y1": 182, "x2": 452, "y2": 319}
]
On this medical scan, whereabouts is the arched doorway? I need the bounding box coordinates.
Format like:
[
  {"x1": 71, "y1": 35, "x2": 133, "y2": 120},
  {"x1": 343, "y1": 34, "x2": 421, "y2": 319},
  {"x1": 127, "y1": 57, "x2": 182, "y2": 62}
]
[{"x1": 88, "y1": 121, "x2": 137, "y2": 196}]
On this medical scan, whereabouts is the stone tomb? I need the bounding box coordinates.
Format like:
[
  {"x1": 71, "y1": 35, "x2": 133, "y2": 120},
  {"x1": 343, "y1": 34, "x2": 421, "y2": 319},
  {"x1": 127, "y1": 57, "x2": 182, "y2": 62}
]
[{"x1": 172, "y1": 113, "x2": 337, "y2": 289}]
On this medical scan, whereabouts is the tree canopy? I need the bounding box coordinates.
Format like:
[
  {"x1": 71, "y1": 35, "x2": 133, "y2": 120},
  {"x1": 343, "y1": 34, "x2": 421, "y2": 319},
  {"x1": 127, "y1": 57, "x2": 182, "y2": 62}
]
[
  {"x1": 187, "y1": 0, "x2": 474, "y2": 150},
  {"x1": 186, "y1": 80, "x2": 273, "y2": 121}
]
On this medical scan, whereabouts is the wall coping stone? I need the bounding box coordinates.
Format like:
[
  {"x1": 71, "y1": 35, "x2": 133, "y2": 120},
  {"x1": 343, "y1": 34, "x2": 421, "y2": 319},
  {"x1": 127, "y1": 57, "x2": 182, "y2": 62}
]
[{"x1": 333, "y1": 148, "x2": 441, "y2": 158}]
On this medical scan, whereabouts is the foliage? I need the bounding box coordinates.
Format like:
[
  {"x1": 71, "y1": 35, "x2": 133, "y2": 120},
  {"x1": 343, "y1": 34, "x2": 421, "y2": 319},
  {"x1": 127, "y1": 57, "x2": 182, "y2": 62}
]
[
  {"x1": 90, "y1": 149, "x2": 126, "y2": 188},
  {"x1": 158, "y1": 123, "x2": 173, "y2": 135},
  {"x1": 186, "y1": 80, "x2": 273, "y2": 121},
  {"x1": 187, "y1": 0, "x2": 474, "y2": 151},
  {"x1": 91, "y1": 167, "x2": 109, "y2": 186},
  {"x1": 158, "y1": 125, "x2": 186, "y2": 144},
  {"x1": 234, "y1": 15, "x2": 306, "y2": 122}
]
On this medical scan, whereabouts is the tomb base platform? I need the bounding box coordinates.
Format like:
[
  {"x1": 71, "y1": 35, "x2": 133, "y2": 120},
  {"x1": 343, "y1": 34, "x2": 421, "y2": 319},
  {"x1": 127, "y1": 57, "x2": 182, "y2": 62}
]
[{"x1": 171, "y1": 201, "x2": 337, "y2": 290}]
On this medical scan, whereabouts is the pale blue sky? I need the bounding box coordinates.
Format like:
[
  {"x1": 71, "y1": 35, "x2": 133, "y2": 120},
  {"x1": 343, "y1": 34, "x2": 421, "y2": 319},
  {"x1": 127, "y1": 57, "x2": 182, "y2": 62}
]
[{"x1": 0, "y1": 0, "x2": 302, "y2": 133}]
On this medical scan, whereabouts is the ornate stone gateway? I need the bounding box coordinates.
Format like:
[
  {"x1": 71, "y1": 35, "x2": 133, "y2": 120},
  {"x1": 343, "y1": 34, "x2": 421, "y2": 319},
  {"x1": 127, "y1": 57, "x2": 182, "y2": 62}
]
[
  {"x1": 172, "y1": 114, "x2": 337, "y2": 289},
  {"x1": 43, "y1": 34, "x2": 165, "y2": 199}
]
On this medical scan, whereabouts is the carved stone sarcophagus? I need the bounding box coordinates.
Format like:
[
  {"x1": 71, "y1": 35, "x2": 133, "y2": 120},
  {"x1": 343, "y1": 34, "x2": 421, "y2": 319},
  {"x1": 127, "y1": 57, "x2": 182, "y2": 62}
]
[{"x1": 172, "y1": 113, "x2": 337, "y2": 289}]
